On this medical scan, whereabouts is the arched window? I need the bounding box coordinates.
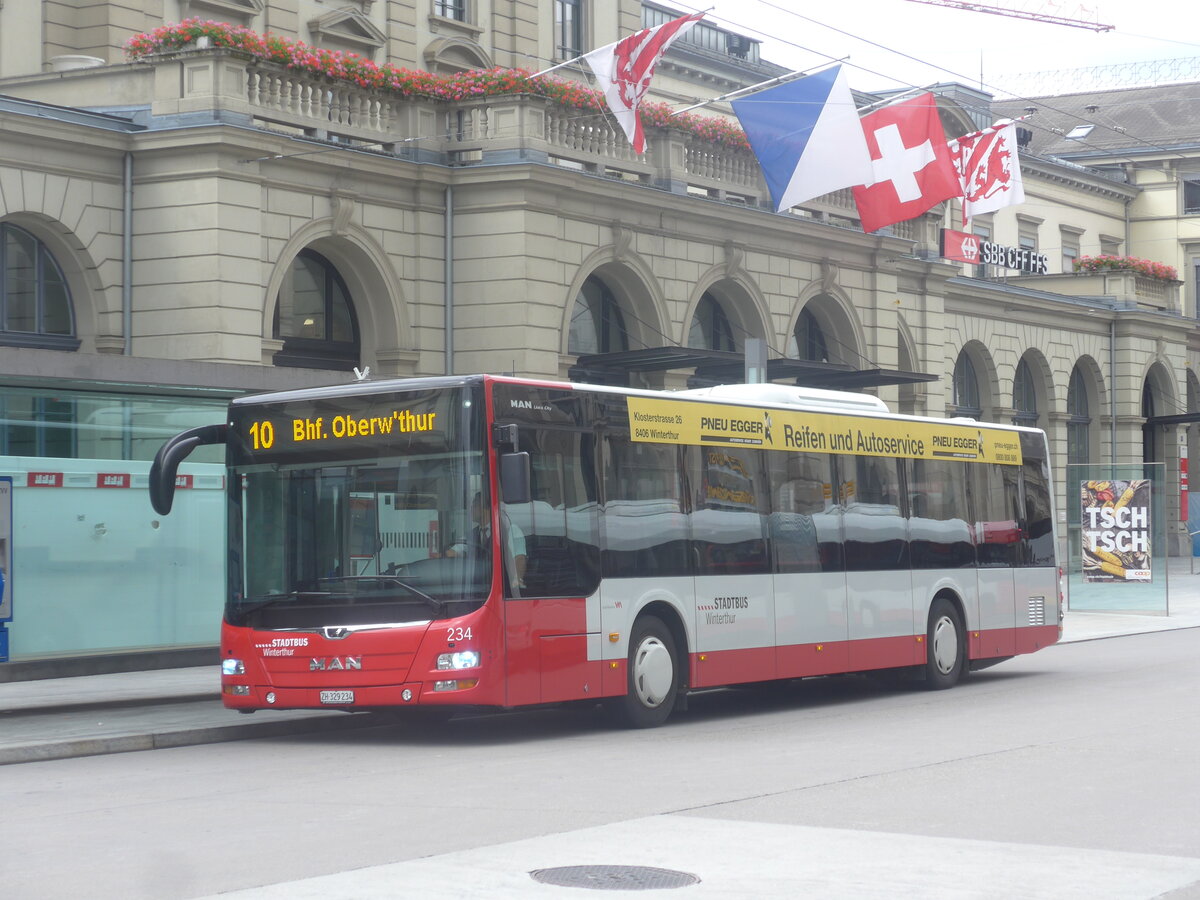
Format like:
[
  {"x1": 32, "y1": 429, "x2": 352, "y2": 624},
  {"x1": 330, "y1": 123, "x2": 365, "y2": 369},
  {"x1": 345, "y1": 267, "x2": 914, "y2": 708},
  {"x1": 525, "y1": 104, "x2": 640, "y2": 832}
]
[
  {"x1": 569, "y1": 276, "x2": 628, "y2": 356},
  {"x1": 1142, "y1": 379, "x2": 1157, "y2": 463},
  {"x1": 688, "y1": 292, "x2": 735, "y2": 352},
  {"x1": 792, "y1": 308, "x2": 829, "y2": 362},
  {"x1": 1012, "y1": 359, "x2": 1038, "y2": 427},
  {"x1": 272, "y1": 249, "x2": 359, "y2": 370},
  {"x1": 0, "y1": 223, "x2": 78, "y2": 349},
  {"x1": 1067, "y1": 365, "x2": 1090, "y2": 466},
  {"x1": 952, "y1": 351, "x2": 981, "y2": 418}
]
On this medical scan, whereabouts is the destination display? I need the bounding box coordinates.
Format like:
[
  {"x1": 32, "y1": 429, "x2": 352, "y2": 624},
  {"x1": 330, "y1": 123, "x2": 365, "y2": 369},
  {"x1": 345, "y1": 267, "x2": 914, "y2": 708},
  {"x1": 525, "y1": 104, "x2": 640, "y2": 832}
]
[
  {"x1": 627, "y1": 398, "x2": 1023, "y2": 465},
  {"x1": 228, "y1": 390, "x2": 457, "y2": 464}
]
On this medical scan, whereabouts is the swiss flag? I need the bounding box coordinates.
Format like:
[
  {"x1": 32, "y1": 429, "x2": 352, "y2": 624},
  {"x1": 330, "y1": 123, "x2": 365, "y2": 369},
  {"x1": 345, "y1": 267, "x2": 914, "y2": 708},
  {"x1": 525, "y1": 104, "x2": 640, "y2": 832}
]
[{"x1": 852, "y1": 93, "x2": 961, "y2": 233}]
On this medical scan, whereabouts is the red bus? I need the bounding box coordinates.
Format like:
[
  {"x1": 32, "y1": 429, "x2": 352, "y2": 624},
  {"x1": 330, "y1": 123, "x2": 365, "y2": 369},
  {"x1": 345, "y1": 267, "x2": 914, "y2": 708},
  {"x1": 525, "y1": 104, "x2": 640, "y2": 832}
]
[{"x1": 150, "y1": 375, "x2": 1061, "y2": 727}]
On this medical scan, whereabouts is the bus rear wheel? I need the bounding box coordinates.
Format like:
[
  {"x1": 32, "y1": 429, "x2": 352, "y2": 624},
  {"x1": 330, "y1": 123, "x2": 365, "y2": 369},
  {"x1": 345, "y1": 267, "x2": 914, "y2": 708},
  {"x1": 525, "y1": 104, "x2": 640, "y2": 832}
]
[
  {"x1": 615, "y1": 615, "x2": 679, "y2": 728},
  {"x1": 924, "y1": 598, "x2": 965, "y2": 690}
]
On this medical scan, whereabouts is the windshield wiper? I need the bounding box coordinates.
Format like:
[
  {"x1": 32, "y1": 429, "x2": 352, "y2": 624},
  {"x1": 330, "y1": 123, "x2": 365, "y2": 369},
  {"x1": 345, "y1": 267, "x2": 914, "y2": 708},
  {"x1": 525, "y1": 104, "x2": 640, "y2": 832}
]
[
  {"x1": 236, "y1": 590, "x2": 332, "y2": 616},
  {"x1": 318, "y1": 576, "x2": 447, "y2": 615}
]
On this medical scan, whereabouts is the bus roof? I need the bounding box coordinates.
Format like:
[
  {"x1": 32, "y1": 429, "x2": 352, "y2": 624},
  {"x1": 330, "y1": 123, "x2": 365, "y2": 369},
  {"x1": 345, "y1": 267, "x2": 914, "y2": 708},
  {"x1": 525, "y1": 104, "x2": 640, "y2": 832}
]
[{"x1": 229, "y1": 373, "x2": 1042, "y2": 435}]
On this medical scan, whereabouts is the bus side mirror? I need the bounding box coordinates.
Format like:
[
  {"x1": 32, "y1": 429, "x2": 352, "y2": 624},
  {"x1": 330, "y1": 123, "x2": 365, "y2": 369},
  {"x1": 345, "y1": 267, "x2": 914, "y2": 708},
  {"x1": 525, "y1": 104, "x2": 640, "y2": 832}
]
[
  {"x1": 499, "y1": 451, "x2": 531, "y2": 505},
  {"x1": 149, "y1": 423, "x2": 227, "y2": 515}
]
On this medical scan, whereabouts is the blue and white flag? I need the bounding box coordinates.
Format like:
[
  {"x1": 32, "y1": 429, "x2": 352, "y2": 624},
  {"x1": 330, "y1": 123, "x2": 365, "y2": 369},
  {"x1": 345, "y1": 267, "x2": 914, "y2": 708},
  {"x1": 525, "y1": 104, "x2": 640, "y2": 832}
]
[{"x1": 731, "y1": 65, "x2": 873, "y2": 211}]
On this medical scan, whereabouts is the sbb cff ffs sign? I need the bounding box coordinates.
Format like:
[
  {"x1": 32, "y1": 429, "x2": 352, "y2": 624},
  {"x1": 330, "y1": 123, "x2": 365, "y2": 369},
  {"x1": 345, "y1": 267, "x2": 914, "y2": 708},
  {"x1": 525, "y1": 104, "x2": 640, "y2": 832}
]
[{"x1": 941, "y1": 229, "x2": 1049, "y2": 275}]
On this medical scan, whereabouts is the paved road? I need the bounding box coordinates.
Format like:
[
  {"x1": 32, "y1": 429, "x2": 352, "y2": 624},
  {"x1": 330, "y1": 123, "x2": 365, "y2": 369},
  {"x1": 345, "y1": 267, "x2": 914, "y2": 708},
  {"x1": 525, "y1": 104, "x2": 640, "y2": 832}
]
[{"x1": 3, "y1": 628, "x2": 1200, "y2": 899}]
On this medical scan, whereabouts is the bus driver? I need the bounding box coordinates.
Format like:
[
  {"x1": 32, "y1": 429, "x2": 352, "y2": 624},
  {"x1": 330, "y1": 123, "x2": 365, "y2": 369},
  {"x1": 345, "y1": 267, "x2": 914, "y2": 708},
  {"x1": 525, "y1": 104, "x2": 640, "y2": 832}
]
[{"x1": 448, "y1": 492, "x2": 526, "y2": 591}]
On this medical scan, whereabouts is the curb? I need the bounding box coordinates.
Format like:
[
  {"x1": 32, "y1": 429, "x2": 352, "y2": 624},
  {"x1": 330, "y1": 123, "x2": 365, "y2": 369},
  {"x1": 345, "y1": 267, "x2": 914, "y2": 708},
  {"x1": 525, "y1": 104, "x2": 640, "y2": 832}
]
[
  {"x1": 0, "y1": 710, "x2": 385, "y2": 766},
  {"x1": 0, "y1": 691, "x2": 216, "y2": 717}
]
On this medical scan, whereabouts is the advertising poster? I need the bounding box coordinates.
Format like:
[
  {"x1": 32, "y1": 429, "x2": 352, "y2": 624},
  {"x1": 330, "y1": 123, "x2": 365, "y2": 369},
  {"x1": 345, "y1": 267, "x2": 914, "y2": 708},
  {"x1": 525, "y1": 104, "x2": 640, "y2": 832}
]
[{"x1": 1081, "y1": 479, "x2": 1151, "y2": 583}]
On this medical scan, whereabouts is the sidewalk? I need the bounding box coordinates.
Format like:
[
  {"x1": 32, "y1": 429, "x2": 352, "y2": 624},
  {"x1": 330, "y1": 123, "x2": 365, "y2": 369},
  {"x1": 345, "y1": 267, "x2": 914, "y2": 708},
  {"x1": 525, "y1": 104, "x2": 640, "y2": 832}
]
[{"x1": 3, "y1": 559, "x2": 1199, "y2": 766}]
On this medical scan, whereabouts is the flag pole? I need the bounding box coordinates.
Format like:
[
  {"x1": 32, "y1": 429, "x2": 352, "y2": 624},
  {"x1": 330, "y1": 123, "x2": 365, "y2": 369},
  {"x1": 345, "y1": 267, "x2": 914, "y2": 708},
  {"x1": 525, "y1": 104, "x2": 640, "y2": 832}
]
[
  {"x1": 530, "y1": 7, "x2": 714, "y2": 79},
  {"x1": 855, "y1": 83, "x2": 941, "y2": 115},
  {"x1": 671, "y1": 57, "x2": 849, "y2": 116},
  {"x1": 529, "y1": 56, "x2": 585, "y2": 79}
]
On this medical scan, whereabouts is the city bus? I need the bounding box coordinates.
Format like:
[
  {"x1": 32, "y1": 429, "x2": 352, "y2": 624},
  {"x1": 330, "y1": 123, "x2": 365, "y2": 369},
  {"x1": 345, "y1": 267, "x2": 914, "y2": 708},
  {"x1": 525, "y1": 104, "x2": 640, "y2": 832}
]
[{"x1": 149, "y1": 374, "x2": 1061, "y2": 727}]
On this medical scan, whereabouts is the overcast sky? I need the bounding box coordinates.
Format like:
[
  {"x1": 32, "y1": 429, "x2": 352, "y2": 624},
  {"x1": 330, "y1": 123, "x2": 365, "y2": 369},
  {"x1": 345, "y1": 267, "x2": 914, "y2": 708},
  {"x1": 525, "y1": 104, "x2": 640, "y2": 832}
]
[{"x1": 684, "y1": 0, "x2": 1200, "y2": 99}]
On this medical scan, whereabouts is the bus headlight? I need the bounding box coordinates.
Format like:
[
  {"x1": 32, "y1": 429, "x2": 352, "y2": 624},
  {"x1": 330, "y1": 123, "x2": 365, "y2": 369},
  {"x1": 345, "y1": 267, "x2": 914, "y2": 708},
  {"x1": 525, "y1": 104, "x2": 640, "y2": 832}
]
[
  {"x1": 437, "y1": 650, "x2": 480, "y2": 670},
  {"x1": 222, "y1": 658, "x2": 245, "y2": 676}
]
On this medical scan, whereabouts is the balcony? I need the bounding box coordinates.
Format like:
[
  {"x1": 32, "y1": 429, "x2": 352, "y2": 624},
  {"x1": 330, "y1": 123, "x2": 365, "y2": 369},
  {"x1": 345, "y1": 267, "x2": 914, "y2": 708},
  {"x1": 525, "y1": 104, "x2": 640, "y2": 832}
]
[
  {"x1": 0, "y1": 46, "x2": 932, "y2": 244},
  {"x1": 1012, "y1": 271, "x2": 1181, "y2": 313}
]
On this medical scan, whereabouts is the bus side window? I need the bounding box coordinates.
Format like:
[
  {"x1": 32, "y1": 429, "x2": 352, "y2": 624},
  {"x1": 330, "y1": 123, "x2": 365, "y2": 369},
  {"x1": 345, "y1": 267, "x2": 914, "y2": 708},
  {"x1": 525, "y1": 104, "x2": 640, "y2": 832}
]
[
  {"x1": 507, "y1": 428, "x2": 601, "y2": 598},
  {"x1": 767, "y1": 449, "x2": 841, "y2": 573},
  {"x1": 971, "y1": 463, "x2": 1021, "y2": 567},
  {"x1": 843, "y1": 456, "x2": 907, "y2": 571},
  {"x1": 1018, "y1": 431, "x2": 1055, "y2": 567},
  {"x1": 690, "y1": 446, "x2": 768, "y2": 576},
  {"x1": 601, "y1": 436, "x2": 689, "y2": 578},
  {"x1": 908, "y1": 458, "x2": 974, "y2": 569}
]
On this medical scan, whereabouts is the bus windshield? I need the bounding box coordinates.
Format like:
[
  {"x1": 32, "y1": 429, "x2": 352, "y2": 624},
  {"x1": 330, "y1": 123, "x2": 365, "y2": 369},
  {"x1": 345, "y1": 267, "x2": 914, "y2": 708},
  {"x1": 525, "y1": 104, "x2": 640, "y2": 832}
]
[{"x1": 225, "y1": 385, "x2": 491, "y2": 629}]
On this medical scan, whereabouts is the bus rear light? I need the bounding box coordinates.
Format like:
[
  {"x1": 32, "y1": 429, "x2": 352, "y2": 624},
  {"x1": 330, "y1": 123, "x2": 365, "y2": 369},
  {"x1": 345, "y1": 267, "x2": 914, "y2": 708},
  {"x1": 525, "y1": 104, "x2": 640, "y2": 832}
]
[
  {"x1": 222, "y1": 658, "x2": 245, "y2": 676},
  {"x1": 433, "y1": 678, "x2": 478, "y2": 692},
  {"x1": 437, "y1": 650, "x2": 480, "y2": 670}
]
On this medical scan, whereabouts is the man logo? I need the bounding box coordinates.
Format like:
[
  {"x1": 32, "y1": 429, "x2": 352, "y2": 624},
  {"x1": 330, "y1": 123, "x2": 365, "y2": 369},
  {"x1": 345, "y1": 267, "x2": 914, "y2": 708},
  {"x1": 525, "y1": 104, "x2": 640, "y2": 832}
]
[{"x1": 310, "y1": 657, "x2": 362, "y2": 671}]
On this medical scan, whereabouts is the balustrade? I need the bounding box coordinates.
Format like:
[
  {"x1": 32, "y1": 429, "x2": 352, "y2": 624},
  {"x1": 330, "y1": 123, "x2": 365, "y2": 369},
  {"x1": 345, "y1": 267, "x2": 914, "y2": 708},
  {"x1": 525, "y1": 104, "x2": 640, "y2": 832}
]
[{"x1": 142, "y1": 48, "x2": 896, "y2": 224}]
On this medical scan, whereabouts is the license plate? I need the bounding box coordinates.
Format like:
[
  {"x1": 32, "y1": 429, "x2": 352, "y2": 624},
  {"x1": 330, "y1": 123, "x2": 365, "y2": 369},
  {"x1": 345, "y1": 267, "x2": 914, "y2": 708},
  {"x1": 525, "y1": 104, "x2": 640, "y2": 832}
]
[{"x1": 319, "y1": 690, "x2": 354, "y2": 705}]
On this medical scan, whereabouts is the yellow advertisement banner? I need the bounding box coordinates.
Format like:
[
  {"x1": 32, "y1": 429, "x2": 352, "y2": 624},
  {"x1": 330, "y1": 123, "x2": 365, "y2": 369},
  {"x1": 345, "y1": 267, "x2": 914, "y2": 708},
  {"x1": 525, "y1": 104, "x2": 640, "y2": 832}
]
[{"x1": 627, "y1": 397, "x2": 1022, "y2": 465}]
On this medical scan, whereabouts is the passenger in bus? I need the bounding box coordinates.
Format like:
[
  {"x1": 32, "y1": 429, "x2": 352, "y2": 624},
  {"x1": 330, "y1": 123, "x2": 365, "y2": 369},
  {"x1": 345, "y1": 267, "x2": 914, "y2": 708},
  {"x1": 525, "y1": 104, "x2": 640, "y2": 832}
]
[{"x1": 447, "y1": 492, "x2": 527, "y2": 590}]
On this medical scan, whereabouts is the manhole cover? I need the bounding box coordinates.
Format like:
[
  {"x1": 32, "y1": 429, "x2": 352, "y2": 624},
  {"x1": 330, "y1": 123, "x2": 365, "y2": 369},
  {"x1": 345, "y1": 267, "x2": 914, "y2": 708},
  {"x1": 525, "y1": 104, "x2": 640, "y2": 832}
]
[{"x1": 530, "y1": 865, "x2": 700, "y2": 891}]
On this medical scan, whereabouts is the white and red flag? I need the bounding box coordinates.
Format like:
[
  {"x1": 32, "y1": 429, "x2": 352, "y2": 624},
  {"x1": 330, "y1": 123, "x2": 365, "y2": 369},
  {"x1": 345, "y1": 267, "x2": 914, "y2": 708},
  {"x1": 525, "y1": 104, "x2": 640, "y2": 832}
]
[
  {"x1": 852, "y1": 92, "x2": 961, "y2": 233},
  {"x1": 583, "y1": 12, "x2": 705, "y2": 154},
  {"x1": 948, "y1": 120, "x2": 1026, "y2": 225}
]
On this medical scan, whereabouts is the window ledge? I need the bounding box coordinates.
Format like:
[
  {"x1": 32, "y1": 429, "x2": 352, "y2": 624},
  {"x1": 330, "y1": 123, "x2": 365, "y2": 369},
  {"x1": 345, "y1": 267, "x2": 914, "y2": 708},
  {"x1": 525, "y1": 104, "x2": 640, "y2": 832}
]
[
  {"x1": 0, "y1": 333, "x2": 81, "y2": 351},
  {"x1": 428, "y1": 14, "x2": 483, "y2": 37}
]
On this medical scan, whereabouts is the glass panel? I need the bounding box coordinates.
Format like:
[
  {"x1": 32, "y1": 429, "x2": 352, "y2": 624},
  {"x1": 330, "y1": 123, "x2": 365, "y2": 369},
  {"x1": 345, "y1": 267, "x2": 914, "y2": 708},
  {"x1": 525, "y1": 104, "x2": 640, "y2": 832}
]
[
  {"x1": 691, "y1": 446, "x2": 768, "y2": 576},
  {"x1": 39, "y1": 397, "x2": 75, "y2": 458},
  {"x1": 1, "y1": 386, "x2": 229, "y2": 659},
  {"x1": 843, "y1": 456, "x2": 907, "y2": 571},
  {"x1": 329, "y1": 278, "x2": 354, "y2": 343},
  {"x1": 767, "y1": 449, "x2": 842, "y2": 573},
  {"x1": 4, "y1": 227, "x2": 37, "y2": 333},
  {"x1": 1019, "y1": 431, "x2": 1056, "y2": 567},
  {"x1": 507, "y1": 427, "x2": 601, "y2": 597},
  {"x1": 232, "y1": 454, "x2": 488, "y2": 628},
  {"x1": 602, "y1": 435, "x2": 689, "y2": 578},
  {"x1": 793, "y1": 309, "x2": 829, "y2": 362},
  {"x1": 569, "y1": 277, "x2": 627, "y2": 356},
  {"x1": 971, "y1": 462, "x2": 1023, "y2": 567},
  {"x1": 908, "y1": 458, "x2": 975, "y2": 568},
  {"x1": 688, "y1": 293, "x2": 735, "y2": 352},
  {"x1": 284, "y1": 255, "x2": 324, "y2": 339},
  {"x1": 555, "y1": 0, "x2": 581, "y2": 58},
  {"x1": 40, "y1": 262, "x2": 72, "y2": 335},
  {"x1": 953, "y1": 352, "x2": 981, "y2": 415},
  {"x1": 0, "y1": 387, "x2": 225, "y2": 462}
]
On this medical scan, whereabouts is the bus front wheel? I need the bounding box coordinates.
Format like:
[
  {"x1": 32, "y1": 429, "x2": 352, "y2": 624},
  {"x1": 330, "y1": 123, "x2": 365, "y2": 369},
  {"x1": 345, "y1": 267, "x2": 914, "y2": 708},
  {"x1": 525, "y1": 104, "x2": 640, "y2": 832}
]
[
  {"x1": 615, "y1": 616, "x2": 679, "y2": 728},
  {"x1": 924, "y1": 598, "x2": 965, "y2": 690}
]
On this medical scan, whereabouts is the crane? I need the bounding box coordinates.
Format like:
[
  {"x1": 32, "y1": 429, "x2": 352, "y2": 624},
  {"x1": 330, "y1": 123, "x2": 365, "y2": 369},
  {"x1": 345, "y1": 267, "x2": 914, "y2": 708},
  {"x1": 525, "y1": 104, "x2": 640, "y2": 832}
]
[{"x1": 903, "y1": 0, "x2": 1114, "y2": 32}]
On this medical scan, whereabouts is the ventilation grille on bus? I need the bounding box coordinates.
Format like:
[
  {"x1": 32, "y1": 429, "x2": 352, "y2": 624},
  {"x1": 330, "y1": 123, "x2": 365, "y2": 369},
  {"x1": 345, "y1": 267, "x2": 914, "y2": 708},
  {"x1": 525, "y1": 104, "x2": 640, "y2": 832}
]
[{"x1": 1028, "y1": 596, "x2": 1046, "y2": 626}]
